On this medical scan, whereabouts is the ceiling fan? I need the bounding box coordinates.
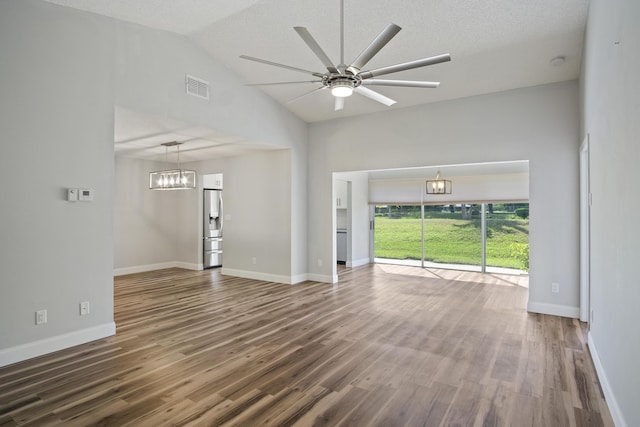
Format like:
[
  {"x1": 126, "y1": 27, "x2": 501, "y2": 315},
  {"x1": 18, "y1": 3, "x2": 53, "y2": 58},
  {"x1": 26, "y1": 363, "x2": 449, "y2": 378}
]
[{"x1": 240, "y1": 0, "x2": 451, "y2": 111}]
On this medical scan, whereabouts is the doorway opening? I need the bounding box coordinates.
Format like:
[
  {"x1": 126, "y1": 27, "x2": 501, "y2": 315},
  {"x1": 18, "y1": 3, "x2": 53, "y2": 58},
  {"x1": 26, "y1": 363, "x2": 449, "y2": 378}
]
[{"x1": 373, "y1": 203, "x2": 529, "y2": 274}]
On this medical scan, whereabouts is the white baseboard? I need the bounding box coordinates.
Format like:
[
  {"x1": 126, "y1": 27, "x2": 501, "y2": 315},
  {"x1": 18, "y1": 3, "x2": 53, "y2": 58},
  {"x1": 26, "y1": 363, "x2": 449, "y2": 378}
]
[
  {"x1": 527, "y1": 301, "x2": 579, "y2": 318},
  {"x1": 221, "y1": 268, "x2": 298, "y2": 285},
  {"x1": 290, "y1": 274, "x2": 309, "y2": 285},
  {"x1": 588, "y1": 332, "x2": 627, "y2": 427},
  {"x1": 114, "y1": 262, "x2": 176, "y2": 276},
  {"x1": 346, "y1": 258, "x2": 370, "y2": 268},
  {"x1": 305, "y1": 273, "x2": 335, "y2": 284},
  {"x1": 0, "y1": 322, "x2": 116, "y2": 368},
  {"x1": 175, "y1": 262, "x2": 201, "y2": 271},
  {"x1": 114, "y1": 261, "x2": 202, "y2": 276}
]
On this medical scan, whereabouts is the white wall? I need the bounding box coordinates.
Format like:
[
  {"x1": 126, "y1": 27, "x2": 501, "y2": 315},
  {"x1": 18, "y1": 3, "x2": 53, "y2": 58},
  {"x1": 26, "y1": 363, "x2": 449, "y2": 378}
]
[
  {"x1": 0, "y1": 0, "x2": 115, "y2": 366},
  {"x1": 309, "y1": 82, "x2": 580, "y2": 317},
  {"x1": 175, "y1": 149, "x2": 295, "y2": 282},
  {"x1": 581, "y1": 0, "x2": 640, "y2": 425},
  {"x1": 114, "y1": 157, "x2": 180, "y2": 274},
  {"x1": 369, "y1": 173, "x2": 529, "y2": 205},
  {"x1": 335, "y1": 172, "x2": 370, "y2": 270},
  {"x1": 110, "y1": 8, "x2": 308, "y2": 282},
  {"x1": 114, "y1": 19, "x2": 305, "y2": 152},
  {"x1": 111, "y1": 10, "x2": 308, "y2": 282},
  {"x1": 0, "y1": 0, "x2": 309, "y2": 366}
]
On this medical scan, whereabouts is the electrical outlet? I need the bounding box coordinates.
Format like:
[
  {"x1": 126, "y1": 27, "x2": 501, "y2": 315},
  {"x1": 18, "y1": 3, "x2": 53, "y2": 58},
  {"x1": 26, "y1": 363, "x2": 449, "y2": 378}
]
[
  {"x1": 80, "y1": 301, "x2": 90, "y2": 316},
  {"x1": 251, "y1": 257, "x2": 257, "y2": 265},
  {"x1": 36, "y1": 309, "x2": 47, "y2": 325},
  {"x1": 551, "y1": 282, "x2": 560, "y2": 293}
]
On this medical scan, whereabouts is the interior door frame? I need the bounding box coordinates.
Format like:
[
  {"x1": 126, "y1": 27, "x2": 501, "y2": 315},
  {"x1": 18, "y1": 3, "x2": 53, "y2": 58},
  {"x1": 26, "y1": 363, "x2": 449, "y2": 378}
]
[{"x1": 579, "y1": 134, "x2": 591, "y2": 323}]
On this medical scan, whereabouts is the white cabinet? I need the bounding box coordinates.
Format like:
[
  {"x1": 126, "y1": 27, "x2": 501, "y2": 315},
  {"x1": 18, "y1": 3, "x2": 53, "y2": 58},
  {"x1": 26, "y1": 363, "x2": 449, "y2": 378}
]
[
  {"x1": 204, "y1": 173, "x2": 223, "y2": 189},
  {"x1": 336, "y1": 179, "x2": 348, "y2": 209}
]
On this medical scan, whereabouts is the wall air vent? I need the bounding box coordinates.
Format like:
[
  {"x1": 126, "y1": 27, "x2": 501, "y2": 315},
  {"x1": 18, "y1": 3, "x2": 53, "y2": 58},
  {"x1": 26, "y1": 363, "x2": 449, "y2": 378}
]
[{"x1": 185, "y1": 74, "x2": 210, "y2": 100}]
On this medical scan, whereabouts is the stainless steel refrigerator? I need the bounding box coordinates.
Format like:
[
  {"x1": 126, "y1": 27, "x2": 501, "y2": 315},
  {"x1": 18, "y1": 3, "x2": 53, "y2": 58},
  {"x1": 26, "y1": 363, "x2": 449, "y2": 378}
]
[{"x1": 203, "y1": 189, "x2": 223, "y2": 268}]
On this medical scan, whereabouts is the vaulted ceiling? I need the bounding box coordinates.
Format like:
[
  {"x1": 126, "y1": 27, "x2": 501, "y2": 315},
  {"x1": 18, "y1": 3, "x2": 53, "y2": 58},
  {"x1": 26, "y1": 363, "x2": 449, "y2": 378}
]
[
  {"x1": 44, "y1": 0, "x2": 587, "y2": 168},
  {"x1": 45, "y1": 0, "x2": 588, "y2": 123}
]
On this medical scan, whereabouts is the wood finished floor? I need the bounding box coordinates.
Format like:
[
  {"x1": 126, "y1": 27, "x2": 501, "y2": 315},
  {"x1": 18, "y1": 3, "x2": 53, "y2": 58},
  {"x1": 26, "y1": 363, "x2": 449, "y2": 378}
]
[{"x1": 0, "y1": 265, "x2": 613, "y2": 426}]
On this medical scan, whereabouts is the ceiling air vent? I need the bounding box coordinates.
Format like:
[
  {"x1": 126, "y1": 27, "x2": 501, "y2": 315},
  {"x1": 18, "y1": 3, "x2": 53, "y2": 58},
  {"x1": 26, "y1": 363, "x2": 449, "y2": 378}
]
[{"x1": 185, "y1": 74, "x2": 210, "y2": 100}]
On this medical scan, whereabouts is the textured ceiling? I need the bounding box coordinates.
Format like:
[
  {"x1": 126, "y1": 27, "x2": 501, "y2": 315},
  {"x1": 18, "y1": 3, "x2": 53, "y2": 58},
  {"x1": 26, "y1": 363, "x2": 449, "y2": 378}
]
[
  {"x1": 43, "y1": 0, "x2": 263, "y2": 34},
  {"x1": 45, "y1": 0, "x2": 588, "y2": 123},
  {"x1": 44, "y1": 0, "x2": 588, "y2": 166},
  {"x1": 192, "y1": 0, "x2": 587, "y2": 122}
]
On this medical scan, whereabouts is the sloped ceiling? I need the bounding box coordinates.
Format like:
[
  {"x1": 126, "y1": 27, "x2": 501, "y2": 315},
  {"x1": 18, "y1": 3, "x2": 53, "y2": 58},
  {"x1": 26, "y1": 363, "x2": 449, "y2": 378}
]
[{"x1": 45, "y1": 0, "x2": 587, "y2": 168}]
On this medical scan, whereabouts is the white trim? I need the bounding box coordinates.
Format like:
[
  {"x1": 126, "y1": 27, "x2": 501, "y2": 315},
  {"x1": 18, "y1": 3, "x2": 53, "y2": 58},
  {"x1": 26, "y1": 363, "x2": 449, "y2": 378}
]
[
  {"x1": 290, "y1": 274, "x2": 309, "y2": 285},
  {"x1": 175, "y1": 262, "x2": 201, "y2": 271},
  {"x1": 579, "y1": 134, "x2": 591, "y2": 322},
  {"x1": 346, "y1": 258, "x2": 370, "y2": 268},
  {"x1": 114, "y1": 261, "x2": 202, "y2": 276},
  {"x1": 306, "y1": 273, "x2": 335, "y2": 283},
  {"x1": 0, "y1": 322, "x2": 116, "y2": 368},
  {"x1": 221, "y1": 268, "x2": 296, "y2": 285},
  {"x1": 527, "y1": 301, "x2": 579, "y2": 318},
  {"x1": 114, "y1": 262, "x2": 176, "y2": 276},
  {"x1": 588, "y1": 332, "x2": 628, "y2": 427}
]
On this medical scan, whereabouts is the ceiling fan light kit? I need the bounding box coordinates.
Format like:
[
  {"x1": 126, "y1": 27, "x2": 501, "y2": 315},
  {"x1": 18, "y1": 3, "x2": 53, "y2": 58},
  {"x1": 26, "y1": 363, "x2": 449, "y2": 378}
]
[
  {"x1": 330, "y1": 78, "x2": 355, "y2": 97},
  {"x1": 241, "y1": 0, "x2": 451, "y2": 112}
]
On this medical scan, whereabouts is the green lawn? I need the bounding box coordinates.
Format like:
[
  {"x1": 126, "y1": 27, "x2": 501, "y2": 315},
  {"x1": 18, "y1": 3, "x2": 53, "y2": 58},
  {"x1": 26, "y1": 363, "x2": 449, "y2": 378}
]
[{"x1": 374, "y1": 215, "x2": 529, "y2": 269}]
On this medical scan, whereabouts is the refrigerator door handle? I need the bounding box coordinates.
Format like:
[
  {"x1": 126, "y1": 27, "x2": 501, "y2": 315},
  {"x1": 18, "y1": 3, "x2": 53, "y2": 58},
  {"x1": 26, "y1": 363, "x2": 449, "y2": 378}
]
[{"x1": 219, "y1": 196, "x2": 223, "y2": 236}]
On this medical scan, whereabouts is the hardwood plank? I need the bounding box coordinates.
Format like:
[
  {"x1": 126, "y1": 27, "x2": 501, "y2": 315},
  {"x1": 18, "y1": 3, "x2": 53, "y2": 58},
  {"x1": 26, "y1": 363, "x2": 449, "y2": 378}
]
[{"x1": 0, "y1": 266, "x2": 614, "y2": 426}]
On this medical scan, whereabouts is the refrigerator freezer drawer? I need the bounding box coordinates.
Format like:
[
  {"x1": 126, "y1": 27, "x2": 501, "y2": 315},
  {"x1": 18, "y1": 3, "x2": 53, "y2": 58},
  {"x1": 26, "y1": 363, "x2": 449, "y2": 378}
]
[
  {"x1": 204, "y1": 250, "x2": 223, "y2": 268},
  {"x1": 204, "y1": 238, "x2": 222, "y2": 251}
]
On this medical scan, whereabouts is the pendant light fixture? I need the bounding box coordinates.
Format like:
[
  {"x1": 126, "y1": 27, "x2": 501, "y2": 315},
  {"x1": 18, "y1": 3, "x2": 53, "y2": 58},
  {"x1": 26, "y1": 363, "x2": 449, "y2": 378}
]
[
  {"x1": 149, "y1": 142, "x2": 196, "y2": 190},
  {"x1": 426, "y1": 170, "x2": 452, "y2": 194}
]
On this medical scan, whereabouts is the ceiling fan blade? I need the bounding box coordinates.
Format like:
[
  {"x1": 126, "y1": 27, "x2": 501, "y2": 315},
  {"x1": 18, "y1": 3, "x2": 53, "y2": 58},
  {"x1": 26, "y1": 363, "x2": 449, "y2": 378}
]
[
  {"x1": 286, "y1": 86, "x2": 327, "y2": 104},
  {"x1": 354, "y1": 86, "x2": 396, "y2": 106},
  {"x1": 240, "y1": 55, "x2": 324, "y2": 77},
  {"x1": 246, "y1": 80, "x2": 323, "y2": 86},
  {"x1": 358, "y1": 53, "x2": 451, "y2": 79},
  {"x1": 361, "y1": 79, "x2": 440, "y2": 88},
  {"x1": 346, "y1": 23, "x2": 402, "y2": 75},
  {"x1": 334, "y1": 97, "x2": 345, "y2": 111},
  {"x1": 294, "y1": 27, "x2": 339, "y2": 73}
]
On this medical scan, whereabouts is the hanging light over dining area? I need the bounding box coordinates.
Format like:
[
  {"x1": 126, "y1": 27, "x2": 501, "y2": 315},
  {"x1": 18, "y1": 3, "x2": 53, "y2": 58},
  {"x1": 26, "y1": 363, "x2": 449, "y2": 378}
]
[{"x1": 149, "y1": 141, "x2": 196, "y2": 190}]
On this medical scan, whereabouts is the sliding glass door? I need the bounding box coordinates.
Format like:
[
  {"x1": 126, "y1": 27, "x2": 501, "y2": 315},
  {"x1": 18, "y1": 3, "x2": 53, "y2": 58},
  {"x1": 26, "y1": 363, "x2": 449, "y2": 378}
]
[{"x1": 373, "y1": 203, "x2": 529, "y2": 272}]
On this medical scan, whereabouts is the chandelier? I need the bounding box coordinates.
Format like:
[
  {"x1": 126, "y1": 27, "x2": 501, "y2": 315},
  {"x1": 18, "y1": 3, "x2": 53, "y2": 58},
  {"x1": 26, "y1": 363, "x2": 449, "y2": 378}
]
[
  {"x1": 149, "y1": 142, "x2": 196, "y2": 190},
  {"x1": 426, "y1": 170, "x2": 452, "y2": 194}
]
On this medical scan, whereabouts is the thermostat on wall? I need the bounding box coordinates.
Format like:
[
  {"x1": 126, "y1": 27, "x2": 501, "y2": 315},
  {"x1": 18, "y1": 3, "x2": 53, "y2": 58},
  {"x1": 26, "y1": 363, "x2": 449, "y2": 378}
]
[{"x1": 78, "y1": 188, "x2": 93, "y2": 201}]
